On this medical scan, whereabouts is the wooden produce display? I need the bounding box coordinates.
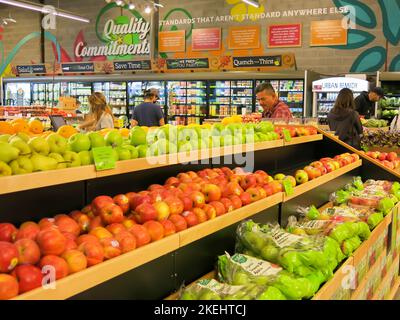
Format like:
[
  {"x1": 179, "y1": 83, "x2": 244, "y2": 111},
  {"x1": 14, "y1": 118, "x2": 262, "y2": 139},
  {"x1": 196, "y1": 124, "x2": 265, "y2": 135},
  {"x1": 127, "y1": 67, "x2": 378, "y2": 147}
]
[{"x1": 0, "y1": 129, "x2": 398, "y2": 300}]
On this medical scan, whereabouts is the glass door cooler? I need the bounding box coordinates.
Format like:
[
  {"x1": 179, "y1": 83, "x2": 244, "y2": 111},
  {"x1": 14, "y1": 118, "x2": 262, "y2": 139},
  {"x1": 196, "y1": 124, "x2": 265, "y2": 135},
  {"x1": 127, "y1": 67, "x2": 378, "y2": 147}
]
[
  {"x1": 93, "y1": 82, "x2": 127, "y2": 117},
  {"x1": 312, "y1": 77, "x2": 369, "y2": 124},
  {"x1": 231, "y1": 80, "x2": 253, "y2": 115},
  {"x1": 209, "y1": 80, "x2": 230, "y2": 118},
  {"x1": 4, "y1": 82, "x2": 31, "y2": 106},
  {"x1": 45, "y1": 82, "x2": 61, "y2": 107},
  {"x1": 32, "y1": 83, "x2": 46, "y2": 106},
  {"x1": 379, "y1": 79, "x2": 400, "y2": 122},
  {"x1": 67, "y1": 82, "x2": 93, "y2": 114}
]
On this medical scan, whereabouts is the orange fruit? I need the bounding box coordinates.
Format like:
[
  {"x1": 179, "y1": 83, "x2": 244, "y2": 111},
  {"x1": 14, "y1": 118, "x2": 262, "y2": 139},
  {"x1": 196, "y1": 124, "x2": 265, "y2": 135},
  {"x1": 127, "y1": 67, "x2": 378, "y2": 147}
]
[
  {"x1": 10, "y1": 118, "x2": 27, "y2": 126},
  {"x1": 119, "y1": 128, "x2": 130, "y2": 138},
  {"x1": 57, "y1": 125, "x2": 77, "y2": 139},
  {"x1": 28, "y1": 119, "x2": 44, "y2": 134},
  {"x1": 0, "y1": 122, "x2": 15, "y2": 134},
  {"x1": 11, "y1": 121, "x2": 29, "y2": 133}
]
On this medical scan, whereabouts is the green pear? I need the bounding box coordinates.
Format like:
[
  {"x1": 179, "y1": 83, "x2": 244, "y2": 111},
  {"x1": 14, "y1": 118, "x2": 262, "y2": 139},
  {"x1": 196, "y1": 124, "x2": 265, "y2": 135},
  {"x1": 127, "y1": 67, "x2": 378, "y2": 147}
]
[
  {"x1": 116, "y1": 147, "x2": 131, "y2": 161},
  {"x1": 0, "y1": 142, "x2": 20, "y2": 163},
  {"x1": 87, "y1": 132, "x2": 105, "y2": 148},
  {"x1": 0, "y1": 160, "x2": 12, "y2": 176},
  {"x1": 11, "y1": 132, "x2": 30, "y2": 143},
  {"x1": 232, "y1": 272, "x2": 250, "y2": 285},
  {"x1": 10, "y1": 156, "x2": 34, "y2": 175},
  {"x1": 0, "y1": 134, "x2": 11, "y2": 143},
  {"x1": 122, "y1": 145, "x2": 138, "y2": 159},
  {"x1": 136, "y1": 145, "x2": 147, "y2": 158},
  {"x1": 49, "y1": 153, "x2": 67, "y2": 169},
  {"x1": 111, "y1": 148, "x2": 119, "y2": 161},
  {"x1": 260, "y1": 245, "x2": 279, "y2": 262},
  {"x1": 78, "y1": 151, "x2": 93, "y2": 166},
  {"x1": 180, "y1": 291, "x2": 197, "y2": 300},
  {"x1": 31, "y1": 154, "x2": 58, "y2": 172},
  {"x1": 46, "y1": 133, "x2": 67, "y2": 154},
  {"x1": 9, "y1": 138, "x2": 31, "y2": 156},
  {"x1": 198, "y1": 290, "x2": 221, "y2": 300},
  {"x1": 28, "y1": 137, "x2": 50, "y2": 156},
  {"x1": 63, "y1": 151, "x2": 82, "y2": 168}
]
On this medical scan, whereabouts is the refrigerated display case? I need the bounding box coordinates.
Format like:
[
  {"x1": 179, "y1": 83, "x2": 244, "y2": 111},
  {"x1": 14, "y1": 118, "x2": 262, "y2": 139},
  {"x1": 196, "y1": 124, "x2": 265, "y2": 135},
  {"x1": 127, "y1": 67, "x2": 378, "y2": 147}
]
[
  {"x1": 67, "y1": 82, "x2": 92, "y2": 114},
  {"x1": 312, "y1": 77, "x2": 370, "y2": 124},
  {"x1": 4, "y1": 82, "x2": 31, "y2": 106},
  {"x1": 32, "y1": 83, "x2": 47, "y2": 106},
  {"x1": 377, "y1": 72, "x2": 400, "y2": 122},
  {"x1": 167, "y1": 80, "x2": 207, "y2": 125},
  {"x1": 93, "y1": 82, "x2": 127, "y2": 117},
  {"x1": 128, "y1": 81, "x2": 166, "y2": 119}
]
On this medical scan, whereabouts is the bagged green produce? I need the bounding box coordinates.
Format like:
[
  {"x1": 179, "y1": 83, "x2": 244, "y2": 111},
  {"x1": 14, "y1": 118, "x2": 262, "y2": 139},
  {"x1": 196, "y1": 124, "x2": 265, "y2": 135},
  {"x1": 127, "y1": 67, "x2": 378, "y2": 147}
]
[
  {"x1": 179, "y1": 278, "x2": 286, "y2": 300},
  {"x1": 217, "y1": 252, "x2": 323, "y2": 299}
]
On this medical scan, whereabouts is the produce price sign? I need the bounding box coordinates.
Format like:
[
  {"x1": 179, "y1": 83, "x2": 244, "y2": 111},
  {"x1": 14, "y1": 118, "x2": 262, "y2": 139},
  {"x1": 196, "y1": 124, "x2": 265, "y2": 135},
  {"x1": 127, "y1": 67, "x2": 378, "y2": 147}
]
[
  {"x1": 16, "y1": 64, "x2": 47, "y2": 75},
  {"x1": 92, "y1": 146, "x2": 116, "y2": 171},
  {"x1": 283, "y1": 179, "x2": 294, "y2": 196},
  {"x1": 166, "y1": 58, "x2": 210, "y2": 70},
  {"x1": 268, "y1": 24, "x2": 302, "y2": 48}
]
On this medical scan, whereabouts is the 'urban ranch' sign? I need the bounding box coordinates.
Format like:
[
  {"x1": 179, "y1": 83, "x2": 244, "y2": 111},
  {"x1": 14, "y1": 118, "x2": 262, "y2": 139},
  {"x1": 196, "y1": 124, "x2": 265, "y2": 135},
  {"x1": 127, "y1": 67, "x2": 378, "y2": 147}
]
[{"x1": 75, "y1": 17, "x2": 151, "y2": 58}]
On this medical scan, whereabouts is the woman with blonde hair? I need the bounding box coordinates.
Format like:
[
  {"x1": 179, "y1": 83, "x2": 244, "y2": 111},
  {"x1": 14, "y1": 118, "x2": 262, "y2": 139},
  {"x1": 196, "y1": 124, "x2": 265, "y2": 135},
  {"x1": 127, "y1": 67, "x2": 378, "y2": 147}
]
[{"x1": 79, "y1": 92, "x2": 114, "y2": 131}]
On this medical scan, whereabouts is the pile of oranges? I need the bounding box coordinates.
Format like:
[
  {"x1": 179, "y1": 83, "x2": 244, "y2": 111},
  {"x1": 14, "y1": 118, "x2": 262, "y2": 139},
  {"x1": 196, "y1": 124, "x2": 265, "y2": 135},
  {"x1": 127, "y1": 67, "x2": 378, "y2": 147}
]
[{"x1": 0, "y1": 119, "x2": 44, "y2": 136}]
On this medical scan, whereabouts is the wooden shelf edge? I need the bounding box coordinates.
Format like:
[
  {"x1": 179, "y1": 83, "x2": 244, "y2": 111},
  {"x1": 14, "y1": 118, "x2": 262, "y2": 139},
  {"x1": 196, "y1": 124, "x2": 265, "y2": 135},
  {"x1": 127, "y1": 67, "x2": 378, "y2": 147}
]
[
  {"x1": 372, "y1": 255, "x2": 399, "y2": 300},
  {"x1": 0, "y1": 165, "x2": 97, "y2": 195},
  {"x1": 284, "y1": 160, "x2": 362, "y2": 202},
  {"x1": 12, "y1": 234, "x2": 180, "y2": 300},
  {"x1": 179, "y1": 192, "x2": 283, "y2": 247},
  {"x1": 284, "y1": 134, "x2": 323, "y2": 146}
]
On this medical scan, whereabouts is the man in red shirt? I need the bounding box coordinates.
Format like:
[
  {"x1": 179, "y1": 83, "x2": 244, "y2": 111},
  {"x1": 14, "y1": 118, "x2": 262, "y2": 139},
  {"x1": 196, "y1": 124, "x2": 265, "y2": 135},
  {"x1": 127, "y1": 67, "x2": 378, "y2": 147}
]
[{"x1": 255, "y1": 82, "x2": 293, "y2": 119}]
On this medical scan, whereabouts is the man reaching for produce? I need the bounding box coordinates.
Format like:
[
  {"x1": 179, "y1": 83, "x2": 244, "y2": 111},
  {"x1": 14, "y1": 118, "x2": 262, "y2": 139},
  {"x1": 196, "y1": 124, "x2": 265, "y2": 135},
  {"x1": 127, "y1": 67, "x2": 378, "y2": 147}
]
[
  {"x1": 355, "y1": 87, "x2": 385, "y2": 119},
  {"x1": 255, "y1": 83, "x2": 293, "y2": 120}
]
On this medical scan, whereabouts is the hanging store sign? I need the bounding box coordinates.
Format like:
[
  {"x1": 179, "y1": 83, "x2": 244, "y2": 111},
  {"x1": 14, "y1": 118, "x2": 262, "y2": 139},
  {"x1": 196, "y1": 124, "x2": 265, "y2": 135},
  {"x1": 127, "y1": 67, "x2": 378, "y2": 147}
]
[
  {"x1": 232, "y1": 56, "x2": 282, "y2": 68},
  {"x1": 61, "y1": 62, "x2": 95, "y2": 73},
  {"x1": 312, "y1": 77, "x2": 369, "y2": 92},
  {"x1": 16, "y1": 64, "x2": 47, "y2": 75},
  {"x1": 113, "y1": 60, "x2": 152, "y2": 71},
  {"x1": 268, "y1": 24, "x2": 302, "y2": 48},
  {"x1": 166, "y1": 58, "x2": 210, "y2": 70}
]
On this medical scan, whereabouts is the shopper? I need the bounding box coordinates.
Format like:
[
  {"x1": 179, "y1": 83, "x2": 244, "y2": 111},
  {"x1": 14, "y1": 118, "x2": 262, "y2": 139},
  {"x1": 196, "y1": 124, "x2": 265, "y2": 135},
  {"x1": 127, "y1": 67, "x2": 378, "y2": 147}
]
[
  {"x1": 355, "y1": 87, "x2": 385, "y2": 119},
  {"x1": 78, "y1": 92, "x2": 114, "y2": 132},
  {"x1": 328, "y1": 88, "x2": 363, "y2": 149},
  {"x1": 130, "y1": 88, "x2": 165, "y2": 127},
  {"x1": 255, "y1": 82, "x2": 293, "y2": 119}
]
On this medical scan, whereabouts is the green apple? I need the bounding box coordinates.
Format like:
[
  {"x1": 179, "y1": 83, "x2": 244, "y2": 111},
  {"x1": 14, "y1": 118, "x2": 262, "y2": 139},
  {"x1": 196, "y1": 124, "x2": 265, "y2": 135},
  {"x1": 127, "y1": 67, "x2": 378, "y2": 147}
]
[
  {"x1": 28, "y1": 137, "x2": 50, "y2": 156},
  {"x1": 116, "y1": 147, "x2": 131, "y2": 161},
  {"x1": 178, "y1": 128, "x2": 198, "y2": 144},
  {"x1": 232, "y1": 271, "x2": 250, "y2": 285},
  {"x1": 78, "y1": 151, "x2": 93, "y2": 166},
  {"x1": 49, "y1": 153, "x2": 67, "y2": 169},
  {"x1": 9, "y1": 137, "x2": 31, "y2": 156},
  {"x1": 31, "y1": 154, "x2": 58, "y2": 171},
  {"x1": 0, "y1": 160, "x2": 12, "y2": 176},
  {"x1": 136, "y1": 145, "x2": 147, "y2": 158},
  {"x1": 105, "y1": 130, "x2": 123, "y2": 148},
  {"x1": 46, "y1": 133, "x2": 67, "y2": 154},
  {"x1": 123, "y1": 145, "x2": 138, "y2": 159},
  {"x1": 169, "y1": 141, "x2": 177, "y2": 154},
  {"x1": 178, "y1": 141, "x2": 193, "y2": 153},
  {"x1": 260, "y1": 245, "x2": 279, "y2": 262},
  {"x1": 111, "y1": 148, "x2": 119, "y2": 161},
  {"x1": 11, "y1": 132, "x2": 30, "y2": 143},
  {"x1": 198, "y1": 291, "x2": 221, "y2": 300},
  {"x1": 0, "y1": 134, "x2": 11, "y2": 143},
  {"x1": 68, "y1": 133, "x2": 91, "y2": 152},
  {"x1": 0, "y1": 142, "x2": 20, "y2": 163},
  {"x1": 220, "y1": 135, "x2": 233, "y2": 146},
  {"x1": 274, "y1": 173, "x2": 286, "y2": 181},
  {"x1": 180, "y1": 291, "x2": 197, "y2": 300},
  {"x1": 10, "y1": 156, "x2": 34, "y2": 175},
  {"x1": 63, "y1": 151, "x2": 82, "y2": 168},
  {"x1": 148, "y1": 138, "x2": 170, "y2": 156},
  {"x1": 87, "y1": 132, "x2": 105, "y2": 148},
  {"x1": 242, "y1": 232, "x2": 266, "y2": 253}
]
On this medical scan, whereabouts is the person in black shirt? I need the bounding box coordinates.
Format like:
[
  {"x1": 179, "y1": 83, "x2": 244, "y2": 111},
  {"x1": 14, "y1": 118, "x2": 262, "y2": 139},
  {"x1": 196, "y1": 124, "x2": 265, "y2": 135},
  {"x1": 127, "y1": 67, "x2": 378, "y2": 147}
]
[
  {"x1": 328, "y1": 88, "x2": 363, "y2": 149},
  {"x1": 355, "y1": 87, "x2": 385, "y2": 119},
  {"x1": 130, "y1": 88, "x2": 165, "y2": 127}
]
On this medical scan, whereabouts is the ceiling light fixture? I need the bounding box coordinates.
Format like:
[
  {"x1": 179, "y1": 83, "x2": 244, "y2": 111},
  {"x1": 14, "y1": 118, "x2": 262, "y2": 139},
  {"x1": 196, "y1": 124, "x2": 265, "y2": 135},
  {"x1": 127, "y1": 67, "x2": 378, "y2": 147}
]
[
  {"x1": 128, "y1": 3, "x2": 135, "y2": 10},
  {"x1": 144, "y1": 5, "x2": 152, "y2": 14},
  {"x1": 242, "y1": 0, "x2": 260, "y2": 8},
  {"x1": 0, "y1": 0, "x2": 90, "y2": 23}
]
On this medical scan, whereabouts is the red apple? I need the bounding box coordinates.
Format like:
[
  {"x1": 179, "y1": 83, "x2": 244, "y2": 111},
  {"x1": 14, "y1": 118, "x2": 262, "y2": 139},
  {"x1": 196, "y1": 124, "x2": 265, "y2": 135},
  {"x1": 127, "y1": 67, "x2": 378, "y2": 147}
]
[
  {"x1": 113, "y1": 194, "x2": 130, "y2": 214},
  {"x1": 55, "y1": 215, "x2": 80, "y2": 237},
  {"x1": 382, "y1": 160, "x2": 395, "y2": 170},
  {"x1": 38, "y1": 218, "x2": 56, "y2": 231},
  {"x1": 223, "y1": 182, "x2": 244, "y2": 197},
  {"x1": 62, "y1": 233, "x2": 78, "y2": 251},
  {"x1": 106, "y1": 223, "x2": 126, "y2": 236},
  {"x1": 135, "y1": 203, "x2": 157, "y2": 223},
  {"x1": 378, "y1": 152, "x2": 388, "y2": 161},
  {"x1": 153, "y1": 201, "x2": 171, "y2": 221},
  {"x1": 386, "y1": 152, "x2": 397, "y2": 162},
  {"x1": 192, "y1": 208, "x2": 208, "y2": 223},
  {"x1": 178, "y1": 194, "x2": 193, "y2": 211},
  {"x1": 89, "y1": 227, "x2": 113, "y2": 240},
  {"x1": 240, "y1": 174, "x2": 258, "y2": 190},
  {"x1": 257, "y1": 187, "x2": 267, "y2": 199},
  {"x1": 15, "y1": 222, "x2": 40, "y2": 241},
  {"x1": 324, "y1": 162, "x2": 335, "y2": 173},
  {"x1": 160, "y1": 220, "x2": 176, "y2": 237},
  {"x1": 202, "y1": 204, "x2": 217, "y2": 220},
  {"x1": 115, "y1": 231, "x2": 137, "y2": 253},
  {"x1": 130, "y1": 194, "x2": 152, "y2": 211},
  {"x1": 228, "y1": 195, "x2": 243, "y2": 209},
  {"x1": 262, "y1": 184, "x2": 274, "y2": 196},
  {"x1": 100, "y1": 238, "x2": 122, "y2": 260},
  {"x1": 0, "y1": 242, "x2": 18, "y2": 273},
  {"x1": 165, "y1": 177, "x2": 180, "y2": 187},
  {"x1": 201, "y1": 184, "x2": 222, "y2": 202},
  {"x1": 143, "y1": 221, "x2": 164, "y2": 242},
  {"x1": 36, "y1": 228, "x2": 66, "y2": 256},
  {"x1": 186, "y1": 171, "x2": 198, "y2": 179},
  {"x1": 177, "y1": 172, "x2": 192, "y2": 183},
  {"x1": 220, "y1": 198, "x2": 234, "y2": 213},
  {"x1": 81, "y1": 205, "x2": 94, "y2": 218},
  {"x1": 62, "y1": 250, "x2": 87, "y2": 274},
  {"x1": 99, "y1": 203, "x2": 124, "y2": 225},
  {"x1": 69, "y1": 211, "x2": 90, "y2": 234},
  {"x1": 128, "y1": 225, "x2": 152, "y2": 247},
  {"x1": 164, "y1": 196, "x2": 184, "y2": 216},
  {"x1": 190, "y1": 191, "x2": 206, "y2": 208},
  {"x1": 12, "y1": 265, "x2": 43, "y2": 294},
  {"x1": 246, "y1": 187, "x2": 261, "y2": 203},
  {"x1": 122, "y1": 218, "x2": 136, "y2": 229},
  {"x1": 182, "y1": 211, "x2": 200, "y2": 228},
  {"x1": 304, "y1": 166, "x2": 318, "y2": 180},
  {"x1": 240, "y1": 192, "x2": 252, "y2": 206},
  {"x1": 168, "y1": 215, "x2": 187, "y2": 232},
  {"x1": 316, "y1": 166, "x2": 327, "y2": 176},
  {"x1": 77, "y1": 234, "x2": 100, "y2": 246},
  {"x1": 91, "y1": 195, "x2": 114, "y2": 216},
  {"x1": 88, "y1": 216, "x2": 103, "y2": 232},
  {"x1": 221, "y1": 167, "x2": 234, "y2": 176},
  {"x1": 0, "y1": 274, "x2": 19, "y2": 300},
  {"x1": 39, "y1": 255, "x2": 69, "y2": 280},
  {"x1": 310, "y1": 161, "x2": 324, "y2": 168},
  {"x1": 14, "y1": 239, "x2": 40, "y2": 265},
  {"x1": 0, "y1": 223, "x2": 17, "y2": 243},
  {"x1": 209, "y1": 201, "x2": 226, "y2": 216}
]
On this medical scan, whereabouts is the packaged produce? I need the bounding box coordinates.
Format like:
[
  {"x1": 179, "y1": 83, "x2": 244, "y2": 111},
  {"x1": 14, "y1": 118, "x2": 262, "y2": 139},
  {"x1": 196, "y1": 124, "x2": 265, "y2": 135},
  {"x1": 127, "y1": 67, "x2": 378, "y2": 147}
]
[
  {"x1": 179, "y1": 278, "x2": 286, "y2": 300},
  {"x1": 235, "y1": 220, "x2": 343, "y2": 280},
  {"x1": 217, "y1": 252, "x2": 324, "y2": 299}
]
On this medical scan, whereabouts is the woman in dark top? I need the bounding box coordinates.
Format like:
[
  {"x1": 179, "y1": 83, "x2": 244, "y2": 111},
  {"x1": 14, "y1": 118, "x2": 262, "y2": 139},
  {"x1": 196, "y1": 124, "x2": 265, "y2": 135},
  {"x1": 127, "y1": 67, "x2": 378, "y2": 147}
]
[{"x1": 328, "y1": 88, "x2": 363, "y2": 149}]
